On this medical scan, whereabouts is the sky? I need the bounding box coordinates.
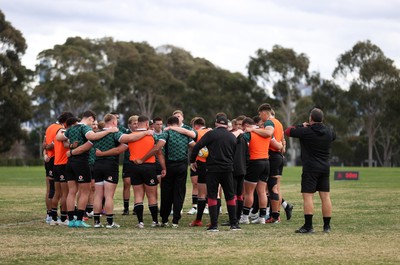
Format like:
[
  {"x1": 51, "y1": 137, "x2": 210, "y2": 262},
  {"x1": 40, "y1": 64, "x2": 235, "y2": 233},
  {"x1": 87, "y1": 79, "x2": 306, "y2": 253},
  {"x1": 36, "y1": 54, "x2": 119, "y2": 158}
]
[{"x1": 2, "y1": 0, "x2": 400, "y2": 80}]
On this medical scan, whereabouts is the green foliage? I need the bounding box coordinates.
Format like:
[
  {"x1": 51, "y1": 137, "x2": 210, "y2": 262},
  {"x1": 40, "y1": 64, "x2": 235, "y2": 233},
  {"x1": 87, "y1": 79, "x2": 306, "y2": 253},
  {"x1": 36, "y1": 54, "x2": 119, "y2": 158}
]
[
  {"x1": 333, "y1": 40, "x2": 400, "y2": 166},
  {"x1": 33, "y1": 37, "x2": 113, "y2": 122},
  {"x1": 0, "y1": 10, "x2": 32, "y2": 153}
]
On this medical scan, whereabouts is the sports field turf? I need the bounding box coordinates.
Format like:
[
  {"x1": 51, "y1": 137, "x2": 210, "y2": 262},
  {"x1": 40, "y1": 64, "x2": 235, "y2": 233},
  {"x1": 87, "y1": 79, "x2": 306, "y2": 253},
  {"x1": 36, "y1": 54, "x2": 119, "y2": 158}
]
[{"x1": 0, "y1": 166, "x2": 399, "y2": 264}]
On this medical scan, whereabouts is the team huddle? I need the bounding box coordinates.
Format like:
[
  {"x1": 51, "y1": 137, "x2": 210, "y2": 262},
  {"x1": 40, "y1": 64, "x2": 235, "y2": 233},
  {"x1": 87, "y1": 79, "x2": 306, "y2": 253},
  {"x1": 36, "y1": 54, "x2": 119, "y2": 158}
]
[{"x1": 43, "y1": 103, "x2": 335, "y2": 233}]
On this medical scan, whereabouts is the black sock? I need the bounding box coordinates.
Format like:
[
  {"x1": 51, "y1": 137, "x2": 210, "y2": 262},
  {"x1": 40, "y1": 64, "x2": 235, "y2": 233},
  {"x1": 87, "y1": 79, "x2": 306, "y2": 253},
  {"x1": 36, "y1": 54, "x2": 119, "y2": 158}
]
[
  {"x1": 242, "y1": 206, "x2": 250, "y2": 216},
  {"x1": 68, "y1": 211, "x2": 75, "y2": 221},
  {"x1": 60, "y1": 211, "x2": 67, "y2": 222},
  {"x1": 260, "y1": 208, "x2": 267, "y2": 217},
  {"x1": 209, "y1": 205, "x2": 218, "y2": 227},
  {"x1": 134, "y1": 203, "x2": 144, "y2": 223},
  {"x1": 123, "y1": 199, "x2": 129, "y2": 211},
  {"x1": 227, "y1": 205, "x2": 237, "y2": 225},
  {"x1": 305, "y1": 214, "x2": 313, "y2": 228},
  {"x1": 323, "y1": 217, "x2": 331, "y2": 227},
  {"x1": 196, "y1": 199, "x2": 207, "y2": 221},
  {"x1": 236, "y1": 199, "x2": 244, "y2": 220},
  {"x1": 51, "y1": 208, "x2": 58, "y2": 221},
  {"x1": 252, "y1": 192, "x2": 259, "y2": 212},
  {"x1": 192, "y1": 195, "x2": 198, "y2": 206},
  {"x1": 94, "y1": 213, "x2": 101, "y2": 224},
  {"x1": 149, "y1": 204, "x2": 158, "y2": 223},
  {"x1": 272, "y1": 211, "x2": 279, "y2": 220},
  {"x1": 85, "y1": 204, "x2": 93, "y2": 213},
  {"x1": 77, "y1": 209, "x2": 84, "y2": 221},
  {"x1": 106, "y1": 214, "x2": 113, "y2": 225},
  {"x1": 217, "y1": 198, "x2": 221, "y2": 215}
]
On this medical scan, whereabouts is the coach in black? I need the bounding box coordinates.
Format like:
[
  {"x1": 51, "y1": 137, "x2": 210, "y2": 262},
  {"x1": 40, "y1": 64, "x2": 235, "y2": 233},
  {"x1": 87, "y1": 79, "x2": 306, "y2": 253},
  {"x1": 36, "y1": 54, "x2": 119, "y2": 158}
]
[
  {"x1": 285, "y1": 108, "x2": 336, "y2": 233},
  {"x1": 190, "y1": 115, "x2": 240, "y2": 231}
]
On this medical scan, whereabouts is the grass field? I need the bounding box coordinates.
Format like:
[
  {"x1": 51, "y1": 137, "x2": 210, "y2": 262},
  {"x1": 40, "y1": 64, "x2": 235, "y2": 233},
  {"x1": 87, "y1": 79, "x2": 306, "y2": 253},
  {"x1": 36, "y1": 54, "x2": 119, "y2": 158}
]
[{"x1": 0, "y1": 166, "x2": 399, "y2": 264}]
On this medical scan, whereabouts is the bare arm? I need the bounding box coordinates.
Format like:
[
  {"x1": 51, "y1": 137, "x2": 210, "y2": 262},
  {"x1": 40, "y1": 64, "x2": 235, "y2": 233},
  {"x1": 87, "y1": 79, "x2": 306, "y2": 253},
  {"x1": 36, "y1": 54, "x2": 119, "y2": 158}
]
[
  {"x1": 156, "y1": 149, "x2": 167, "y2": 178},
  {"x1": 56, "y1": 130, "x2": 68, "y2": 141},
  {"x1": 270, "y1": 138, "x2": 283, "y2": 151},
  {"x1": 281, "y1": 137, "x2": 286, "y2": 154},
  {"x1": 119, "y1": 130, "x2": 154, "y2": 143},
  {"x1": 246, "y1": 126, "x2": 274, "y2": 138},
  {"x1": 67, "y1": 141, "x2": 93, "y2": 157},
  {"x1": 85, "y1": 127, "x2": 119, "y2": 141},
  {"x1": 95, "y1": 144, "x2": 128, "y2": 157}
]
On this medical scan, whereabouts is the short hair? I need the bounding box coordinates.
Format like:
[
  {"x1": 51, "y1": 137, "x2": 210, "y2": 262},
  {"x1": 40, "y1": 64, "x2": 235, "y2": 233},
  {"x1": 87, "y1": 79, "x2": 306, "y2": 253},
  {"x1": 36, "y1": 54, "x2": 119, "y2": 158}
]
[
  {"x1": 190, "y1": 116, "x2": 200, "y2": 127},
  {"x1": 66, "y1": 117, "x2": 79, "y2": 128},
  {"x1": 104, "y1": 113, "x2": 117, "y2": 123},
  {"x1": 82, "y1": 110, "x2": 96, "y2": 120},
  {"x1": 58, "y1": 112, "x2": 74, "y2": 124},
  {"x1": 128, "y1": 115, "x2": 139, "y2": 124},
  {"x1": 166, "y1": 116, "x2": 179, "y2": 126},
  {"x1": 193, "y1": 117, "x2": 206, "y2": 127},
  {"x1": 97, "y1": 121, "x2": 105, "y2": 130},
  {"x1": 235, "y1": 115, "x2": 246, "y2": 122},
  {"x1": 173, "y1": 110, "x2": 184, "y2": 116},
  {"x1": 242, "y1": 117, "x2": 256, "y2": 126},
  {"x1": 310, "y1": 108, "x2": 324, "y2": 122},
  {"x1": 252, "y1": 115, "x2": 262, "y2": 124},
  {"x1": 215, "y1": 112, "x2": 227, "y2": 119},
  {"x1": 138, "y1": 115, "x2": 149, "y2": 123},
  {"x1": 257, "y1": 103, "x2": 272, "y2": 113},
  {"x1": 153, "y1": 117, "x2": 162, "y2": 123}
]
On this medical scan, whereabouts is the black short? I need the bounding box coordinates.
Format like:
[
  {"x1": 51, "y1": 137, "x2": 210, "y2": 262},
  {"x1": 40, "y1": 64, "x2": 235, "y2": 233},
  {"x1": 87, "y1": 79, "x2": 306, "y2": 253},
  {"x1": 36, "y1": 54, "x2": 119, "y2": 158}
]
[
  {"x1": 53, "y1": 164, "x2": 67, "y2": 183},
  {"x1": 196, "y1": 161, "x2": 207, "y2": 184},
  {"x1": 44, "y1": 156, "x2": 55, "y2": 178},
  {"x1": 269, "y1": 151, "x2": 284, "y2": 177},
  {"x1": 301, "y1": 171, "x2": 330, "y2": 193},
  {"x1": 206, "y1": 171, "x2": 235, "y2": 201},
  {"x1": 190, "y1": 168, "x2": 197, "y2": 177},
  {"x1": 93, "y1": 160, "x2": 119, "y2": 184},
  {"x1": 155, "y1": 160, "x2": 163, "y2": 176},
  {"x1": 245, "y1": 159, "x2": 269, "y2": 183},
  {"x1": 65, "y1": 158, "x2": 92, "y2": 183},
  {"x1": 127, "y1": 162, "x2": 158, "y2": 186}
]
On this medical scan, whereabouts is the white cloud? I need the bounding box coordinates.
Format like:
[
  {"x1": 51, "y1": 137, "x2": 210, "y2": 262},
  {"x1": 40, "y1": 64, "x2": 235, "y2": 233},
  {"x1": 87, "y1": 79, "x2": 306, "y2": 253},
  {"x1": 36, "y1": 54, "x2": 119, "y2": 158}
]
[{"x1": 2, "y1": 0, "x2": 400, "y2": 80}]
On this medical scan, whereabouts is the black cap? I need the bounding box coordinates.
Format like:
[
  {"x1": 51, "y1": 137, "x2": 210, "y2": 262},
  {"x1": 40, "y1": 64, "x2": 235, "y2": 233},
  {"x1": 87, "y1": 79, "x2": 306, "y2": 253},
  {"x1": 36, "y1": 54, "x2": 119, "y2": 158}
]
[{"x1": 215, "y1": 116, "x2": 228, "y2": 125}]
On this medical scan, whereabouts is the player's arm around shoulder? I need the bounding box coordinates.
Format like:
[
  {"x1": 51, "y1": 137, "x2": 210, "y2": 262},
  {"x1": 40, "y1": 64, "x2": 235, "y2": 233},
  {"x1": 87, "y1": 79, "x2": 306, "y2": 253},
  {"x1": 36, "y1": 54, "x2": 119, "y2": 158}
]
[{"x1": 86, "y1": 126, "x2": 119, "y2": 141}]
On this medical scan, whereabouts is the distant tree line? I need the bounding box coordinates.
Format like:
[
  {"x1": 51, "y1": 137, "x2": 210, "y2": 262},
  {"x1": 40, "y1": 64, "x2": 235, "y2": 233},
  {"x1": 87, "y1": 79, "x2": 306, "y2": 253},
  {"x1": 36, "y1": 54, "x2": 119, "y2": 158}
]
[{"x1": 1, "y1": 10, "x2": 400, "y2": 166}]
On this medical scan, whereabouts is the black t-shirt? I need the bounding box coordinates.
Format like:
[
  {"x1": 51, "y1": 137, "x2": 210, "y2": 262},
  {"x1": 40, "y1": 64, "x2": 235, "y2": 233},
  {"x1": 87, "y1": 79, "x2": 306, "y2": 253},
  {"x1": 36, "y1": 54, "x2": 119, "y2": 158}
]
[
  {"x1": 287, "y1": 123, "x2": 336, "y2": 173},
  {"x1": 190, "y1": 127, "x2": 236, "y2": 172}
]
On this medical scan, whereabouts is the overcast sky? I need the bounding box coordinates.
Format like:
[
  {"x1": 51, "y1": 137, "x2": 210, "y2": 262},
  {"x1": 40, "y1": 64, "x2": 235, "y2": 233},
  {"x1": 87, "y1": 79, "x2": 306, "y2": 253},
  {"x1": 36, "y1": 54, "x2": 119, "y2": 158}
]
[{"x1": 2, "y1": 0, "x2": 400, "y2": 80}]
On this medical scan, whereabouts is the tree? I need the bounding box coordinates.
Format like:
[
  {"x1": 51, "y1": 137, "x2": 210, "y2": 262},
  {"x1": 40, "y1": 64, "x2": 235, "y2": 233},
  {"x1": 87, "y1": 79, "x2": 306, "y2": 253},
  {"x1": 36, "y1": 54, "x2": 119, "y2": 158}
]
[
  {"x1": 247, "y1": 45, "x2": 309, "y2": 165},
  {"x1": 185, "y1": 67, "x2": 268, "y2": 124},
  {"x1": 0, "y1": 10, "x2": 32, "y2": 153},
  {"x1": 333, "y1": 40, "x2": 400, "y2": 167},
  {"x1": 32, "y1": 37, "x2": 114, "y2": 123},
  {"x1": 308, "y1": 72, "x2": 359, "y2": 165},
  {"x1": 111, "y1": 41, "x2": 181, "y2": 120}
]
